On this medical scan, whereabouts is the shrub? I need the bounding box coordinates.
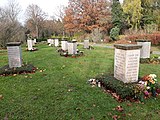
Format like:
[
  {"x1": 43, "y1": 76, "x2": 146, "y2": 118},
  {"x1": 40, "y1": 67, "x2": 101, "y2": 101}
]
[
  {"x1": 124, "y1": 33, "x2": 160, "y2": 45},
  {"x1": 0, "y1": 64, "x2": 36, "y2": 76},
  {"x1": 110, "y1": 27, "x2": 120, "y2": 41},
  {"x1": 140, "y1": 58, "x2": 160, "y2": 64},
  {"x1": 36, "y1": 38, "x2": 47, "y2": 42},
  {"x1": 96, "y1": 75, "x2": 136, "y2": 100}
]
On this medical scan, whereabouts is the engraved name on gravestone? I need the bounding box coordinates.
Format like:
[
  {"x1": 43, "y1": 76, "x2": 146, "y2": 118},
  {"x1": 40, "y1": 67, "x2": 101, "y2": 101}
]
[
  {"x1": 68, "y1": 41, "x2": 77, "y2": 55},
  {"x1": 136, "y1": 40, "x2": 151, "y2": 58},
  {"x1": 114, "y1": 44, "x2": 142, "y2": 83},
  {"x1": 61, "y1": 40, "x2": 68, "y2": 51},
  {"x1": 7, "y1": 42, "x2": 22, "y2": 68},
  {"x1": 84, "y1": 40, "x2": 89, "y2": 49}
]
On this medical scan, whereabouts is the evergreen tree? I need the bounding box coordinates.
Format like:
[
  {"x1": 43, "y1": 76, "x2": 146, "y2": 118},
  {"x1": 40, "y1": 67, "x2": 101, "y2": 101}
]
[{"x1": 111, "y1": 0, "x2": 125, "y2": 30}]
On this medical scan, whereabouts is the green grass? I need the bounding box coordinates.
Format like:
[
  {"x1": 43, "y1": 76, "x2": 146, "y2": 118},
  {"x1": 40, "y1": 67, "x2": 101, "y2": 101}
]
[{"x1": 0, "y1": 44, "x2": 160, "y2": 120}]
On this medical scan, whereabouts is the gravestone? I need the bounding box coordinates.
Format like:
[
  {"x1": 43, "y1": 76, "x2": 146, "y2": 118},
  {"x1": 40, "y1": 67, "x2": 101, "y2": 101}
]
[
  {"x1": 84, "y1": 40, "x2": 89, "y2": 49},
  {"x1": 136, "y1": 40, "x2": 151, "y2": 58},
  {"x1": 50, "y1": 39, "x2": 54, "y2": 45},
  {"x1": 114, "y1": 44, "x2": 142, "y2": 83},
  {"x1": 27, "y1": 39, "x2": 33, "y2": 50},
  {"x1": 67, "y1": 41, "x2": 77, "y2": 55},
  {"x1": 34, "y1": 39, "x2": 37, "y2": 44},
  {"x1": 55, "y1": 39, "x2": 59, "y2": 47},
  {"x1": 32, "y1": 39, "x2": 35, "y2": 46},
  {"x1": 7, "y1": 42, "x2": 22, "y2": 68},
  {"x1": 47, "y1": 39, "x2": 51, "y2": 44},
  {"x1": 61, "y1": 40, "x2": 68, "y2": 51}
]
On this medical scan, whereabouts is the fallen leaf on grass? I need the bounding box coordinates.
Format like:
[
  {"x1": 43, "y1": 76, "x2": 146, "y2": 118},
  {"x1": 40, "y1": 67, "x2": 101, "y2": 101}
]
[
  {"x1": 115, "y1": 106, "x2": 124, "y2": 112},
  {"x1": 93, "y1": 104, "x2": 96, "y2": 107},
  {"x1": 112, "y1": 115, "x2": 120, "y2": 120},
  {"x1": 107, "y1": 112, "x2": 112, "y2": 116},
  {"x1": 4, "y1": 114, "x2": 8, "y2": 120},
  {"x1": 127, "y1": 103, "x2": 132, "y2": 106},
  {"x1": 90, "y1": 117, "x2": 95, "y2": 120},
  {"x1": 128, "y1": 113, "x2": 132, "y2": 116},
  {"x1": 0, "y1": 95, "x2": 3, "y2": 100},
  {"x1": 75, "y1": 108, "x2": 80, "y2": 111}
]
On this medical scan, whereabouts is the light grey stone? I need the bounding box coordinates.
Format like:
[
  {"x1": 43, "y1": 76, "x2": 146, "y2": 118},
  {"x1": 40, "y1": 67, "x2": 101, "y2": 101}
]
[
  {"x1": 55, "y1": 39, "x2": 59, "y2": 47},
  {"x1": 27, "y1": 39, "x2": 33, "y2": 50},
  {"x1": 137, "y1": 42, "x2": 151, "y2": 58},
  {"x1": 67, "y1": 41, "x2": 77, "y2": 55},
  {"x1": 84, "y1": 40, "x2": 89, "y2": 49},
  {"x1": 114, "y1": 44, "x2": 141, "y2": 83},
  {"x1": 7, "y1": 42, "x2": 22, "y2": 68},
  {"x1": 61, "y1": 40, "x2": 68, "y2": 50}
]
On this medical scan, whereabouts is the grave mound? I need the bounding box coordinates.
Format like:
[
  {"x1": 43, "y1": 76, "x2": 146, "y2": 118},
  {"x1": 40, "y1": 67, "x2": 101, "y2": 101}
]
[
  {"x1": 0, "y1": 64, "x2": 36, "y2": 76},
  {"x1": 88, "y1": 74, "x2": 160, "y2": 102}
]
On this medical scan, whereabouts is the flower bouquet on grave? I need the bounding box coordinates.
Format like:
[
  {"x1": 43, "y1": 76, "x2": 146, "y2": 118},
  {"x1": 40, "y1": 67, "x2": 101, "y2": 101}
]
[{"x1": 141, "y1": 74, "x2": 158, "y2": 97}]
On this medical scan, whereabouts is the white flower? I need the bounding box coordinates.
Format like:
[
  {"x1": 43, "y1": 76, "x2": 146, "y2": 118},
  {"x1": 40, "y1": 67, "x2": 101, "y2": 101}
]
[
  {"x1": 149, "y1": 74, "x2": 157, "y2": 79},
  {"x1": 144, "y1": 81, "x2": 148, "y2": 86},
  {"x1": 147, "y1": 86, "x2": 150, "y2": 90}
]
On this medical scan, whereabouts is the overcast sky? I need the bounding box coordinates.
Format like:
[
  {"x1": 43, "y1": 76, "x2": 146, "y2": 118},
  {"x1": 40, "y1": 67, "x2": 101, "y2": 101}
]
[{"x1": 0, "y1": 0, "x2": 123, "y2": 23}]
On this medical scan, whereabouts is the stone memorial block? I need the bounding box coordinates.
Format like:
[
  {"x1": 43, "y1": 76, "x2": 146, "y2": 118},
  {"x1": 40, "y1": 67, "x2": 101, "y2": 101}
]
[
  {"x1": 61, "y1": 40, "x2": 68, "y2": 51},
  {"x1": 114, "y1": 44, "x2": 142, "y2": 83},
  {"x1": 7, "y1": 42, "x2": 22, "y2": 68},
  {"x1": 27, "y1": 39, "x2": 33, "y2": 50},
  {"x1": 34, "y1": 39, "x2": 37, "y2": 44},
  {"x1": 67, "y1": 41, "x2": 77, "y2": 55},
  {"x1": 47, "y1": 39, "x2": 51, "y2": 44},
  {"x1": 84, "y1": 40, "x2": 89, "y2": 49},
  {"x1": 55, "y1": 39, "x2": 59, "y2": 47},
  {"x1": 136, "y1": 40, "x2": 151, "y2": 58},
  {"x1": 32, "y1": 39, "x2": 35, "y2": 46},
  {"x1": 50, "y1": 39, "x2": 54, "y2": 45}
]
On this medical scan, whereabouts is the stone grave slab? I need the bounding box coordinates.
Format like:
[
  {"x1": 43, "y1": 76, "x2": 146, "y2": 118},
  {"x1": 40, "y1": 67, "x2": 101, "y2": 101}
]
[
  {"x1": 136, "y1": 40, "x2": 151, "y2": 58},
  {"x1": 61, "y1": 40, "x2": 68, "y2": 51},
  {"x1": 67, "y1": 41, "x2": 77, "y2": 55},
  {"x1": 84, "y1": 40, "x2": 89, "y2": 49},
  {"x1": 7, "y1": 42, "x2": 22, "y2": 68},
  {"x1": 27, "y1": 39, "x2": 33, "y2": 50},
  {"x1": 55, "y1": 39, "x2": 59, "y2": 47},
  {"x1": 114, "y1": 44, "x2": 142, "y2": 83}
]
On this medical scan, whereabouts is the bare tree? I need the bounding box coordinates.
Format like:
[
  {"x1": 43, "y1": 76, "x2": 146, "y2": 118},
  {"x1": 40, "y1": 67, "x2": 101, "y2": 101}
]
[
  {"x1": 0, "y1": 0, "x2": 25, "y2": 48},
  {"x1": 53, "y1": 5, "x2": 66, "y2": 21},
  {"x1": 25, "y1": 4, "x2": 47, "y2": 38}
]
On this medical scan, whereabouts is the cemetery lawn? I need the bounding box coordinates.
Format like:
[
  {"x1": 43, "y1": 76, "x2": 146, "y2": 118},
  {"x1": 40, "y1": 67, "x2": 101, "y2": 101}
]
[{"x1": 1, "y1": 44, "x2": 160, "y2": 120}]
